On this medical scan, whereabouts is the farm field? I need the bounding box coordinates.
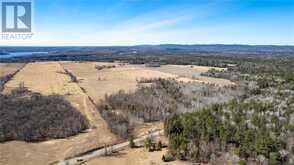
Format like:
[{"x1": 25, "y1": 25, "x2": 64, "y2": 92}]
[
  {"x1": 144, "y1": 65, "x2": 233, "y2": 86},
  {"x1": 0, "y1": 62, "x2": 119, "y2": 165},
  {"x1": 0, "y1": 63, "x2": 25, "y2": 77}
]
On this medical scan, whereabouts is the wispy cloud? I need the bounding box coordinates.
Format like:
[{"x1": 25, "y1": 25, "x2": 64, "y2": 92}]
[{"x1": 1, "y1": 0, "x2": 293, "y2": 46}]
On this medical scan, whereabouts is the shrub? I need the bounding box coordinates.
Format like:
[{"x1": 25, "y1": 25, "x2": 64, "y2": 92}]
[
  {"x1": 162, "y1": 151, "x2": 176, "y2": 162},
  {"x1": 95, "y1": 65, "x2": 116, "y2": 70},
  {"x1": 129, "y1": 135, "x2": 135, "y2": 148},
  {"x1": 157, "y1": 141, "x2": 163, "y2": 151},
  {"x1": 144, "y1": 137, "x2": 154, "y2": 152},
  {"x1": 238, "y1": 160, "x2": 246, "y2": 165}
]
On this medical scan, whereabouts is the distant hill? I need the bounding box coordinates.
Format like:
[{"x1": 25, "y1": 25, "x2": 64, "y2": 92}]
[
  {"x1": 134, "y1": 44, "x2": 294, "y2": 53},
  {"x1": 1, "y1": 44, "x2": 294, "y2": 54},
  {"x1": 1, "y1": 44, "x2": 294, "y2": 62}
]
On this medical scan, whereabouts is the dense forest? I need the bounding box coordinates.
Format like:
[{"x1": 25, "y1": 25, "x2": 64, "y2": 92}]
[
  {"x1": 165, "y1": 98, "x2": 293, "y2": 164},
  {"x1": 0, "y1": 87, "x2": 89, "y2": 142},
  {"x1": 164, "y1": 55, "x2": 294, "y2": 164}
]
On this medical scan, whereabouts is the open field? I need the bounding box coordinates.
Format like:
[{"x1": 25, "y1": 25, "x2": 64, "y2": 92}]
[
  {"x1": 3, "y1": 62, "x2": 82, "y2": 95},
  {"x1": 144, "y1": 65, "x2": 233, "y2": 86},
  {"x1": 1, "y1": 62, "x2": 118, "y2": 165},
  {"x1": 0, "y1": 63, "x2": 25, "y2": 77}
]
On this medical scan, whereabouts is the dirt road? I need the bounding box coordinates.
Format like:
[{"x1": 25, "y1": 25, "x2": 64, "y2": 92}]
[{"x1": 58, "y1": 130, "x2": 164, "y2": 165}]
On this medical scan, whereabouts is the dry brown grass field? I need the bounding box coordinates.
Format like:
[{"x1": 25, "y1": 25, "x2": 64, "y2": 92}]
[
  {"x1": 0, "y1": 63, "x2": 25, "y2": 77},
  {"x1": 144, "y1": 65, "x2": 233, "y2": 86}
]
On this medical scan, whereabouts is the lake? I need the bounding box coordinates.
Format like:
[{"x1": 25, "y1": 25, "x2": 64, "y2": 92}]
[{"x1": 0, "y1": 52, "x2": 48, "y2": 58}]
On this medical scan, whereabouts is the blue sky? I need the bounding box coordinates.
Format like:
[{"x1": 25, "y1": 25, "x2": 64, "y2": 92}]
[{"x1": 2, "y1": 0, "x2": 294, "y2": 46}]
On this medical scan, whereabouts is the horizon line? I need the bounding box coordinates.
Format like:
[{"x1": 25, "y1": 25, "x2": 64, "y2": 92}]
[{"x1": 1, "y1": 43, "x2": 294, "y2": 47}]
